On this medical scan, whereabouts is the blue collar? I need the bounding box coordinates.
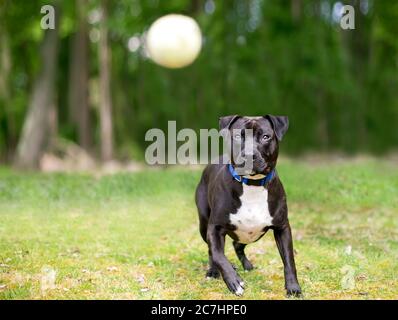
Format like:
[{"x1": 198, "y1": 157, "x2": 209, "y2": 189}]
[{"x1": 228, "y1": 164, "x2": 275, "y2": 187}]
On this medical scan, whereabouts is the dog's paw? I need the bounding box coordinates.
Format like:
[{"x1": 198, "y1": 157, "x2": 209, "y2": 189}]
[
  {"x1": 235, "y1": 284, "x2": 244, "y2": 296},
  {"x1": 286, "y1": 284, "x2": 302, "y2": 298},
  {"x1": 224, "y1": 274, "x2": 245, "y2": 296},
  {"x1": 205, "y1": 268, "x2": 220, "y2": 279},
  {"x1": 242, "y1": 260, "x2": 254, "y2": 271}
]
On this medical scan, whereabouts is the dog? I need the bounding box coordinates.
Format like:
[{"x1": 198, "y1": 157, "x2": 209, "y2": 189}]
[{"x1": 195, "y1": 115, "x2": 301, "y2": 296}]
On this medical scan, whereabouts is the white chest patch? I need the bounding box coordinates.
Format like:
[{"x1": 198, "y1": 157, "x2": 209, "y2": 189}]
[{"x1": 229, "y1": 184, "x2": 273, "y2": 244}]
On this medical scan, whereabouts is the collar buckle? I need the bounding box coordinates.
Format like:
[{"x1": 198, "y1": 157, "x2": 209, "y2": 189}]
[{"x1": 228, "y1": 164, "x2": 275, "y2": 186}]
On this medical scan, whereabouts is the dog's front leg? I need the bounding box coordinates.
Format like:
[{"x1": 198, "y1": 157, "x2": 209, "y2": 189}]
[
  {"x1": 273, "y1": 221, "x2": 302, "y2": 297},
  {"x1": 207, "y1": 224, "x2": 245, "y2": 295}
]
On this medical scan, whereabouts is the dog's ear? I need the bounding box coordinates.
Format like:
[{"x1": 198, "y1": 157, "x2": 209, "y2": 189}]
[
  {"x1": 219, "y1": 115, "x2": 240, "y2": 130},
  {"x1": 265, "y1": 115, "x2": 289, "y2": 141}
]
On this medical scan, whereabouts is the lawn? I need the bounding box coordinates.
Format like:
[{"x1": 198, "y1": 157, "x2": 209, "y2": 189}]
[{"x1": 0, "y1": 157, "x2": 397, "y2": 300}]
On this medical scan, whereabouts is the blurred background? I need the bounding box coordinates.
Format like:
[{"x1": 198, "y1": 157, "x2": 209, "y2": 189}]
[{"x1": 0, "y1": 0, "x2": 397, "y2": 170}]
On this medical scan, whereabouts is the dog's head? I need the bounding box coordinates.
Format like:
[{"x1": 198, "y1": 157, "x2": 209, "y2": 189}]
[{"x1": 220, "y1": 115, "x2": 289, "y2": 175}]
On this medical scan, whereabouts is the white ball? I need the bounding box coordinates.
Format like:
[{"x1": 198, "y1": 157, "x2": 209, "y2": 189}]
[{"x1": 146, "y1": 14, "x2": 202, "y2": 69}]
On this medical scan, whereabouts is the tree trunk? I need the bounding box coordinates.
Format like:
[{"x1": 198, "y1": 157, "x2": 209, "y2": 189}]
[
  {"x1": 189, "y1": 0, "x2": 202, "y2": 14},
  {"x1": 15, "y1": 7, "x2": 61, "y2": 169},
  {"x1": 68, "y1": 0, "x2": 91, "y2": 150},
  {"x1": 99, "y1": 0, "x2": 113, "y2": 161},
  {"x1": 291, "y1": 0, "x2": 301, "y2": 22}
]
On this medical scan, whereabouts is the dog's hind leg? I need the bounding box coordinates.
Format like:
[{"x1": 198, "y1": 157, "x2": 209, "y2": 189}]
[{"x1": 233, "y1": 241, "x2": 254, "y2": 271}]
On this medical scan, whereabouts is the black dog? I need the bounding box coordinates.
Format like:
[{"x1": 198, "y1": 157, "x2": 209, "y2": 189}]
[{"x1": 195, "y1": 115, "x2": 301, "y2": 296}]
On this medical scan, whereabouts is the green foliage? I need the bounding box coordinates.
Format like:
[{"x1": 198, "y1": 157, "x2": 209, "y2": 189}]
[{"x1": 1, "y1": 0, "x2": 398, "y2": 160}]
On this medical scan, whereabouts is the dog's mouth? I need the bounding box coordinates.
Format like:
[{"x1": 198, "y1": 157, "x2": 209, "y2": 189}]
[
  {"x1": 234, "y1": 161, "x2": 269, "y2": 176},
  {"x1": 240, "y1": 166, "x2": 270, "y2": 177},
  {"x1": 253, "y1": 162, "x2": 269, "y2": 175}
]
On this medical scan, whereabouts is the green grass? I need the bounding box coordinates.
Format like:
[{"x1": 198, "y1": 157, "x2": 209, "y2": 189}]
[{"x1": 0, "y1": 158, "x2": 397, "y2": 299}]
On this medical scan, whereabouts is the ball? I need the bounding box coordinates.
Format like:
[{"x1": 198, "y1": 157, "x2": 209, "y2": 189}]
[{"x1": 146, "y1": 14, "x2": 202, "y2": 69}]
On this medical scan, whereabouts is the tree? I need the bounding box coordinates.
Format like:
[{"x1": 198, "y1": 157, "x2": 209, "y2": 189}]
[
  {"x1": 98, "y1": 0, "x2": 114, "y2": 161},
  {"x1": 15, "y1": 5, "x2": 61, "y2": 169},
  {"x1": 68, "y1": 0, "x2": 91, "y2": 150}
]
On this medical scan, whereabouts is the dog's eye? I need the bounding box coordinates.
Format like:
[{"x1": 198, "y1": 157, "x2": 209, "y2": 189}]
[
  {"x1": 262, "y1": 134, "x2": 270, "y2": 141},
  {"x1": 234, "y1": 134, "x2": 242, "y2": 141}
]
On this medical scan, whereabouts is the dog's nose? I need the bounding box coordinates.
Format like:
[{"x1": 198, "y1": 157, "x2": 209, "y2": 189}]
[
  {"x1": 242, "y1": 152, "x2": 257, "y2": 161},
  {"x1": 243, "y1": 153, "x2": 257, "y2": 163}
]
